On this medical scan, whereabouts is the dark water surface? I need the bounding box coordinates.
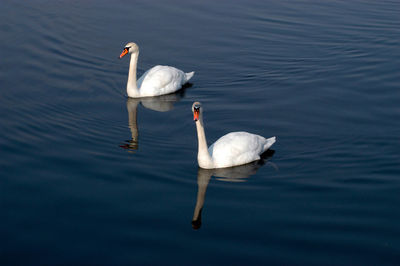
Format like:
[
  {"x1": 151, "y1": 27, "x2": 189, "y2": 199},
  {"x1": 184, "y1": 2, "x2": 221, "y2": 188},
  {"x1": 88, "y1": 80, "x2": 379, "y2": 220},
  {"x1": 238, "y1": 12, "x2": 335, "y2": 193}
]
[{"x1": 1, "y1": 0, "x2": 400, "y2": 265}]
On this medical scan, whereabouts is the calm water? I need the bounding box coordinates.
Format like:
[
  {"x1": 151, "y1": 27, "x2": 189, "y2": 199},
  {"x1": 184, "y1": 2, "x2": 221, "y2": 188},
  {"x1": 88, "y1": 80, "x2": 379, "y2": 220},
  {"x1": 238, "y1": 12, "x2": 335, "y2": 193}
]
[{"x1": 1, "y1": 0, "x2": 400, "y2": 265}]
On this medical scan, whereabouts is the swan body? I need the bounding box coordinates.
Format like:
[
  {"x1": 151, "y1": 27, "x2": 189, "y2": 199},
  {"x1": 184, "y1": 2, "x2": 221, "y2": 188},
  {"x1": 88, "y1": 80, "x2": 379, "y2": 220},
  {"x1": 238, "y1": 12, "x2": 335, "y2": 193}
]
[
  {"x1": 119, "y1": 42, "x2": 194, "y2": 98},
  {"x1": 192, "y1": 102, "x2": 276, "y2": 169},
  {"x1": 208, "y1": 132, "x2": 275, "y2": 168}
]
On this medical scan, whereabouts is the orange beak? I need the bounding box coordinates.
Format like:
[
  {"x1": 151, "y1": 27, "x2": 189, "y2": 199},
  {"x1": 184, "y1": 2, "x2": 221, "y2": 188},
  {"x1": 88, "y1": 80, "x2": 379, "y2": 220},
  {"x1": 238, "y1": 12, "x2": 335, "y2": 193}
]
[
  {"x1": 119, "y1": 48, "x2": 129, "y2": 59},
  {"x1": 193, "y1": 109, "x2": 199, "y2": 121}
]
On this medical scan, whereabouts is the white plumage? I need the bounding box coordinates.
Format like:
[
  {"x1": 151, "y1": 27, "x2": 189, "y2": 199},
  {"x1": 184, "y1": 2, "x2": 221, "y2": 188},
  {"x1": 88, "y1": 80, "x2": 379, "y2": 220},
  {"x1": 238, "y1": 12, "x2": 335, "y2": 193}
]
[
  {"x1": 119, "y1": 42, "x2": 194, "y2": 98},
  {"x1": 209, "y1": 132, "x2": 276, "y2": 168},
  {"x1": 137, "y1": 65, "x2": 194, "y2": 97},
  {"x1": 192, "y1": 102, "x2": 276, "y2": 169}
]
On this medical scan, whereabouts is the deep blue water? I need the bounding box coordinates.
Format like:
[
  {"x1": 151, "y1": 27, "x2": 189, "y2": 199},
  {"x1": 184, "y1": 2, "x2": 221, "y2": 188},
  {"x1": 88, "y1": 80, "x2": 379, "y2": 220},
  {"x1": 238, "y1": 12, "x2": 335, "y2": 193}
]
[{"x1": 1, "y1": 0, "x2": 400, "y2": 265}]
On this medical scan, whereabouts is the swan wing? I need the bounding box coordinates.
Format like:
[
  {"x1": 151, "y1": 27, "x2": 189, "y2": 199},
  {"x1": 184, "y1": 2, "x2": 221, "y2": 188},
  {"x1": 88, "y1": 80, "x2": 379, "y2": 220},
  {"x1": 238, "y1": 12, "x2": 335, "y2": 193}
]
[
  {"x1": 138, "y1": 65, "x2": 187, "y2": 97},
  {"x1": 208, "y1": 132, "x2": 274, "y2": 168}
]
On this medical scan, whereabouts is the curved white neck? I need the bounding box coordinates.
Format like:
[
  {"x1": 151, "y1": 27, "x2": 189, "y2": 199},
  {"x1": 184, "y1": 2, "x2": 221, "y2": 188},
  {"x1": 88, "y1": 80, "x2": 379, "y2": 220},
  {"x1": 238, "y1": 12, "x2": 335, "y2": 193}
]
[
  {"x1": 195, "y1": 115, "x2": 214, "y2": 169},
  {"x1": 127, "y1": 52, "x2": 140, "y2": 97}
]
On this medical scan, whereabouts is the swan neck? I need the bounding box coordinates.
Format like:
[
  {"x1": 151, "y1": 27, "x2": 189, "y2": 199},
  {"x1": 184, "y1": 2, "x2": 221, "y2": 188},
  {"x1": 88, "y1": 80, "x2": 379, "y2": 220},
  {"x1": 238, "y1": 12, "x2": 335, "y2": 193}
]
[
  {"x1": 195, "y1": 115, "x2": 213, "y2": 168},
  {"x1": 127, "y1": 52, "x2": 140, "y2": 97}
]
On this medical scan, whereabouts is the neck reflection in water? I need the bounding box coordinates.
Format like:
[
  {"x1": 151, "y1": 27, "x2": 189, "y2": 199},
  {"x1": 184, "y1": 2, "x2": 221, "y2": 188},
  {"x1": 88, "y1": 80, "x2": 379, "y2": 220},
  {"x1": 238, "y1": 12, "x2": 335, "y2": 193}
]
[
  {"x1": 120, "y1": 87, "x2": 188, "y2": 152},
  {"x1": 192, "y1": 150, "x2": 276, "y2": 230}
]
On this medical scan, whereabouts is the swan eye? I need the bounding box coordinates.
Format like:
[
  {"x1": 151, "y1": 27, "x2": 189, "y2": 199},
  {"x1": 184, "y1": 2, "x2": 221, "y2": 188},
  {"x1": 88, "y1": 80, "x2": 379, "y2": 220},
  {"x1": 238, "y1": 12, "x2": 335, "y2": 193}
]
[{"x1": 124, "y1": 46, "x2": 130, "y2": 51}]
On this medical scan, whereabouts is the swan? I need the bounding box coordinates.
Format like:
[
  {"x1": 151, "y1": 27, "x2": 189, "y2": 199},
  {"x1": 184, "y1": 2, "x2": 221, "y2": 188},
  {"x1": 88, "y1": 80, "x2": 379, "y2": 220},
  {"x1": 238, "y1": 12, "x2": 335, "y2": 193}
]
[
  {"x1": 192, "y1": 102, "x2": 276, "y2": 169},
  {"x1": 119, "y1": 42, "x2": 194, "y2": 98}
]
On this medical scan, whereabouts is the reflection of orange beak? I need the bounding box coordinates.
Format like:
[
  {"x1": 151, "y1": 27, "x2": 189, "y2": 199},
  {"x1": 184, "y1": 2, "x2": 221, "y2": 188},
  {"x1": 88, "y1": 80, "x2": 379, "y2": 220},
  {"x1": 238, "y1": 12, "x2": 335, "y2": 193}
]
[
  {"x1": 119, "y1": 48, "x2": 128, "y2": 59},
  {"x1": 193, "y1": 109, "x2": 199, "y2": 121}
]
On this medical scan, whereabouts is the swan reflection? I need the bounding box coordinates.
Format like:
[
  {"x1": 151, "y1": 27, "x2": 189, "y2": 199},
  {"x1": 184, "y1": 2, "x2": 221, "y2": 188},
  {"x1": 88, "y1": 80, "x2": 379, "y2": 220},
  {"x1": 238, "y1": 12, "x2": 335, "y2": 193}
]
[
  {"x1": 120, "y1": 89, "x2": 186, "y2": 152},
  {"x1": 192, "y1": 150, "x2": 275, "y2": 230}
]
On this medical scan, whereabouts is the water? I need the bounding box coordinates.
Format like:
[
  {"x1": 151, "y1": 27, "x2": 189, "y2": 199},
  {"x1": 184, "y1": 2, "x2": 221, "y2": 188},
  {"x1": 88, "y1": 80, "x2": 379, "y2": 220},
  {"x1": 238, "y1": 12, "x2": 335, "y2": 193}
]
[{"x1": 1, "y1": 0, "x2": 399, "y2": 265}]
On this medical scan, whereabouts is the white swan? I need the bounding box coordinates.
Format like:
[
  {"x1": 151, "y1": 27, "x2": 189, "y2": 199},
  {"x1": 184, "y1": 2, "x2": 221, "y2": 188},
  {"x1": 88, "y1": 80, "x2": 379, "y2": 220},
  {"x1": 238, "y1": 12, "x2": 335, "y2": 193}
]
[
  {"x1": 119, "y1": 42, "x2": 194, "y2": 98},
  {"x1": 192, "y1": 102, "x2": 276, "y2": 169}
]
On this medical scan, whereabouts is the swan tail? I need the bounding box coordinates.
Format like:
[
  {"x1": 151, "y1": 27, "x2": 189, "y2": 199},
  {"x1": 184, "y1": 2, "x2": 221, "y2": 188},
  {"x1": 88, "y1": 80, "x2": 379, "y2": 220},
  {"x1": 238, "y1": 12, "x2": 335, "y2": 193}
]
[
  {"x1": 185, "y1": 71, "x2": 195, "y2": 82},
  {"x1": 263, "y1": 136, "x2": 276, "y2": 152}
]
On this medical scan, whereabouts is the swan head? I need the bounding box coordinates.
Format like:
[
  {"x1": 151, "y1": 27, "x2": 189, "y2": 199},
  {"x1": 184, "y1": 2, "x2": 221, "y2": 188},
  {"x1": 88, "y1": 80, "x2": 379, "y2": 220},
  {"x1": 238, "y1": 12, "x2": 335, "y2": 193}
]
[
  {"x1": 119, "y1": 42, "x2": 139, "y2": 59},
  {"x1": 192, "y1": 101, "x2": 202, "y2": 122}
]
